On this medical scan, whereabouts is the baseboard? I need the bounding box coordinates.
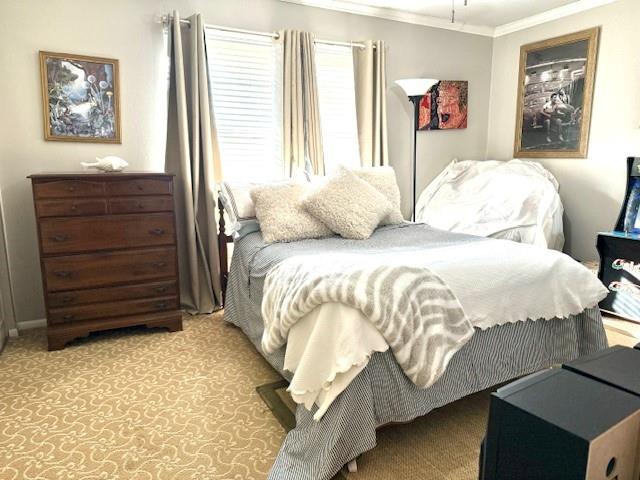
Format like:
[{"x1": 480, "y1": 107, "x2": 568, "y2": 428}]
[
  {"x1": 17, "y1": 318, "x2": 47, "y2": 331},
  {"x1": 8, "y1": 328, "x2": 19, "y2": 338}
]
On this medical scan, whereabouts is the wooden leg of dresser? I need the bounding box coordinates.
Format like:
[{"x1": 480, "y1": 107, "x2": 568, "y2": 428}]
[
  {"x1": 47, "y1": 330, "x2": 86, "y2": 351},
  {"x1": 145, "y1": 312, "x2": 183, "y2": 333},
  {"x1": 163, "y1": 318, "x2": 183, "y2": 332},
  {"x1": 47, "y1": 336, "x2": 68, "y2": 351}
]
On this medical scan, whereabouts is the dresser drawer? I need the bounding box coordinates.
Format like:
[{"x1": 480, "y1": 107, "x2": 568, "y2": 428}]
[
  {"x1": 37, "y1": 199, "x2": 107, "y2": 217},
  {"x1": 106, "y1": 178, "x2": 172, "y2": 196},
  {"x1": 48, "y1": 296, "x2": 178, "y2": 325},
  {"x1": 47, "y1": 280, "x2": 177, "y2": 308},
  {"x1": 34, "y1": 180, "x2": 105, "y2": 199},
  {"x1": 44, "y1": 247, "x2": 176, "y2": 291},
  {"x1": 40, "y1": 213, "x2": 175, "y2": 254},
  {"x1": 109, "y1": 196, "x2": 174, "y2": 214}
]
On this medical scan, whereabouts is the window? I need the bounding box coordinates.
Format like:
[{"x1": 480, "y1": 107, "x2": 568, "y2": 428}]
[
  {"x1": 315, "y1": 43, "x2": 361, "y2": 172},
  {"x1": 206, "y1": 29, "x2": 282, "y2": 182},
  {"x1": 206, "y1": 29, "x2": 361, "y2": 180}
]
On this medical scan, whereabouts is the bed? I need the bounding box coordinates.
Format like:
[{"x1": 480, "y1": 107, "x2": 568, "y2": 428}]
[{"x1": 218, "y1": 198, "x2": 608, "y2": 480}]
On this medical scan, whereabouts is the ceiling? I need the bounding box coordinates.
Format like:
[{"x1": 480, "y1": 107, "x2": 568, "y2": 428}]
[
  {"x1": 344, "y1": 0, "x2": 580, "y2": 27},
  {"x1": 280, "y1": 0, "x2": 617, "y2": 36}
]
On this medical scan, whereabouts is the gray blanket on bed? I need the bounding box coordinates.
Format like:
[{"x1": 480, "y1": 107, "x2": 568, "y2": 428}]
[
  {"x1": 261, "y1": 255, "x2": 472, "y2": 389},
  {"x1": 224, "y1": 224, "x2": 608, "y2": 480}
]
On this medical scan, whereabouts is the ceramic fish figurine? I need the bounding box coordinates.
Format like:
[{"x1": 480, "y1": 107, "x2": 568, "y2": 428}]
[{"x1": 80, "y1": 156, "x2": 129, "y2": 172}]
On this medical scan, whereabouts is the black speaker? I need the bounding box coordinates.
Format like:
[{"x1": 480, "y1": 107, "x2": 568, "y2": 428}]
[
  {"x1": 563, "y1": 345, "x2": 640, "y2": 398},
  {"x1": 481, "y1": 368, "x2": 640, "y2": 480}
]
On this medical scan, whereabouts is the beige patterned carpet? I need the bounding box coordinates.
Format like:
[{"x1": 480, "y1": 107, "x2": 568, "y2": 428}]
[
  {"x1": 0, "y1": 313, "x2": 284, "y2": 480},
  {"x1": 0, "y1": 312, "x2": 625, "y2": 480}
]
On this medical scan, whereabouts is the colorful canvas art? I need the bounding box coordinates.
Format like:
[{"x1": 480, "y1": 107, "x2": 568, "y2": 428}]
[
  {"x1": 418, "y1": 81, "x2": 468, "y2": 131},
  {"x1": 40, "y1": 51, "x2": 121, "y2": 143}
]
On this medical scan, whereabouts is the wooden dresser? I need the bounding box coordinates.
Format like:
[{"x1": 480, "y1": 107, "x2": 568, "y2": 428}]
[{"x1": 28, "y1": 172, "x2": 182, "y2": 350}]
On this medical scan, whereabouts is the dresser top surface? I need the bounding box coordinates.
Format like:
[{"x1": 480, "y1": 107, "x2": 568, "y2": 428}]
[{"x1": 28, "y1": 171, "x2": 174, "y2": 179}]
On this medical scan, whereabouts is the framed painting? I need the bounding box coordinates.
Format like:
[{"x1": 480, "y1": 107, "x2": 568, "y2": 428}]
[
  {"x1": 513, "y1": 27, "x2": 599, "y2": 158},
  {"x1": 39, "y1": 51, "x2": 121, "y2": 143},
  {"x1": 418, "y1": 80, "x2": 468, "y2": 130}
]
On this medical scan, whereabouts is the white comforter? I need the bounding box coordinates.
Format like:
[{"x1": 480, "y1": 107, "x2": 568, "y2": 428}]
[
  {"x1": 415, "y1": 159, "x2": 564, "y2": 250},
  {"x1": 280, "y1": 237, "x2": 607, "y2": 419}
]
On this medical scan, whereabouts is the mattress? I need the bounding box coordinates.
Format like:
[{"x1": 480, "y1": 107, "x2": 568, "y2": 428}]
[{"x1": 224, "y1": 225, "x2": 608, "y2": 480}]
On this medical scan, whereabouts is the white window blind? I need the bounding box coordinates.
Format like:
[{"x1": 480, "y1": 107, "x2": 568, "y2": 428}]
[
  {"x1": 315, "y1": 43, "x2": 361, "y2": 172},
  {"x1": 206, "y1": 29, "x2": 282, "y2": 182}
]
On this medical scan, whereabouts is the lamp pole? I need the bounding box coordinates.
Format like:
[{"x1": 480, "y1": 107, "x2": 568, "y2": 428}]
[
  {"x1": 395, "y1": 78, "x2": 438, "y2": 222},
  {"x1": 410, "y1": 95, "x2": 420, "y2": 222}
]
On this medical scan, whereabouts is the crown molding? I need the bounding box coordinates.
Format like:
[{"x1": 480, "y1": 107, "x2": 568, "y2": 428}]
[
  {"x1": 279, "y1": 0, "x2": 619, "y2": 38},
  {"x1": 493, "y1": 0, "x2": 618, "y2": 37},
  {"x1": 278, "y1": 0, "x2": 495, "y2": 37}
]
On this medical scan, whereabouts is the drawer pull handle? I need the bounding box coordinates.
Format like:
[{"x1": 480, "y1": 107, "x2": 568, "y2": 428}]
[
  {"x1": 137, "y1": 184, "x2": 144, "y2": 191},
  {"x1": 54, "y1": 271, "x2": 71, "y2": 278},
  {"x1": 155, "y1": 302, "x2": 168, "y2": 309},
  {"x1": 70, "y1": 204, "x2": 78, "y2": 211},
  {"x1": 155, "y1": 287, "x2": 167, "y2": 293},
  {"x1": 61, "y1": 296, "x2": 74, "y2": 303},
  {"x1": 67, "y1": 187, "x2": 76, "y2": 192},
  {"x1": 149, "y1": 228, "x2": 165, "y2": 236},
  {"x1": 50, "y1": 234, "x2": 69, "y2": 242},
  {"x1": 138, "y1": 203, "x2": 145, "y2": 209},
  {"x1": 153, "y1": 262, "x2": 167, "y2": 269},
  {"x1": 63, "y1": 314, "x2": 74, "y2": 321}
]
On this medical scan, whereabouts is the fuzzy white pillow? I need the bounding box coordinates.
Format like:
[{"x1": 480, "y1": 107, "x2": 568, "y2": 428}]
[
  {"x1": 303, "y1": 170, "x2": 392, "y2": 240},
  {"x1": 345, "y1": 166, "x2": 404, "y2": 225},
  {"x1": 250, "y1": 182, "x2": 332, "y2": 243}
]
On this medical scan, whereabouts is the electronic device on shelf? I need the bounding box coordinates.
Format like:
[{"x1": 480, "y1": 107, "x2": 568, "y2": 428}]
[{"x1": 597, "y1": 156, "x2": 640, "y2": 323}]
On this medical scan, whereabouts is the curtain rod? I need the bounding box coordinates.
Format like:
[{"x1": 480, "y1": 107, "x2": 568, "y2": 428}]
[{"x1": 159, "y1": 14, "x2": 368, "y2": 49}]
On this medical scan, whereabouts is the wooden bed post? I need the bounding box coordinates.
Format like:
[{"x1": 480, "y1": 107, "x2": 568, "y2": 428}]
[{"x1": 217, "y1": 197, "x2": 231, "y2": 306}]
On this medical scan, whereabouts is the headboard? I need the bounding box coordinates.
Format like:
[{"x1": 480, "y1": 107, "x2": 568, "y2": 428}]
[{"x1": 217, "y1": 197, "x2": 233, "y2": 306}]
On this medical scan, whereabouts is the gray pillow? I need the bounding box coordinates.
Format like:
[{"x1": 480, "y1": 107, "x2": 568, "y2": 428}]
[
  {"x1": 250, "y1": 182, "x2": 332, "y2": 243},
  {"x1": 346, "y1": 166, "x2": 404, "y2": 225},
  {"x1": 303, "y1": 170, "x2": 392, "y2": 240}
]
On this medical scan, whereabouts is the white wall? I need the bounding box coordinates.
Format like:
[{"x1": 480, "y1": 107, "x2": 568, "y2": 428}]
[
  {"x1": 487, "y1": 0, "x2": 640, "y2": 261},
  {"x1": 0, "y1": 0, "x2": 493, "y2": 324}
]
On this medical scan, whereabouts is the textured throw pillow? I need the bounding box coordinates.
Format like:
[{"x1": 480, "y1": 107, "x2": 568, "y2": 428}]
[
  {"x1": 346, "y1": 166, "x2": 404, "y2": 225},
  {"x1": 250, "y1": 182, "x2": 332, "y2": 243},
  {"x1": 303, "y1": 170, "x2": 392, "y2": 240}
]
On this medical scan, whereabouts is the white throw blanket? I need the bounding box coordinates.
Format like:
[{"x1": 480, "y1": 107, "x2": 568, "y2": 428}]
[
  {"x1": 261, "y1": 256, "x2": 474, "y2": 389},
  {"x1": 261, "y1": 238, "x2": 608, "y2": 419},
  {"x1": 285, "y1": 303, "x2": 389, "y2": 420}
]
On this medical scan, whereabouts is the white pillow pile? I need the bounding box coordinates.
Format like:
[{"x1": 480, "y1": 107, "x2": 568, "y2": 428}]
[
  {"x1": 303, "y1": 169, "x2": 392, "y2": 240},
  {"x1": 349, "y1": 166, "x2": 404, "y2": 225},
  {"x1": 250, "y1": 182, "x2": 333, "y2": 243},
  {"x1": 248, "y1": 166, "x2": 404, "y2": 244}
]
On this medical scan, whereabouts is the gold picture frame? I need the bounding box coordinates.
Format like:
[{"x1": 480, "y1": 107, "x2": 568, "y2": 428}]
[
  {"x1": 513, "y1": 27, "x2": 599, "y2": 158},
  {"x1": 40, "y1": 51, "x2": 121, "y2": 143}
]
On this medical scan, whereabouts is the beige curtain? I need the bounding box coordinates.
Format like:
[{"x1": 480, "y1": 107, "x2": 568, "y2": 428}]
[
  {"x1": 165, "y1": 12, "x2": 223, "y2": 314},
  {"x1": 280, "y1": 30, "x2": 325, "y2": 176},
  {"x1": 353, "y1": 40, "x2": 388, "y2": 167}
]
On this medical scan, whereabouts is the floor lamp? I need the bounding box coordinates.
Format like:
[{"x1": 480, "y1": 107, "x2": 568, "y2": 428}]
[{"x1": 396, "y1": 78, "x2": 439, "y2": 221}]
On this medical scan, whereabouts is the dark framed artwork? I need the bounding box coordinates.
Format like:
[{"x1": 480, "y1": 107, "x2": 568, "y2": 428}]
[
  {"x1": 39, "y1": 51, "x2": 121, "y2": 143},
  {"x1": 418, "y1": 80, "x2": 468, "y2": 130},
  {"x1": 513, "y1": 28, "x2": 599, "y2": 158}
]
